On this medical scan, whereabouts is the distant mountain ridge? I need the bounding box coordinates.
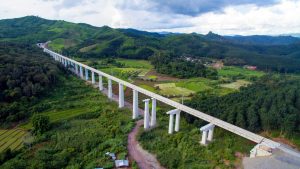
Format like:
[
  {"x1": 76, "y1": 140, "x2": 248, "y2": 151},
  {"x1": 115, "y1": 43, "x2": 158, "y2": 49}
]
[
  {"x1": 1, "y1": 16, "x2": 300, "y2": 73},
  {"x1": 224, "y1": 35, "x2": 300, "y2": 45}
]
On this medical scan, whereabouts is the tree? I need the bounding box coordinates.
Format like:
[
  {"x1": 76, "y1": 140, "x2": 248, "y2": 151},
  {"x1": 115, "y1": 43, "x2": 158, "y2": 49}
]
[{"x1": 32, "y1": 114, "x2": 50, "y2": 135}]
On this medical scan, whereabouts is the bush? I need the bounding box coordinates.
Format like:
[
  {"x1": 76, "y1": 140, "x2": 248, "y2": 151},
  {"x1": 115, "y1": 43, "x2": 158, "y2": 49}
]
[{"x1": 32, "y1": 114, "x2": 50, "y2": 135}]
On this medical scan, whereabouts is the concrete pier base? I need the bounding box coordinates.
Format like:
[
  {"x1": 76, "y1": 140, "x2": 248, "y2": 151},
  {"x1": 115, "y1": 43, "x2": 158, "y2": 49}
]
[{"x1": 143, "y1": 99, "x2": 150, "y2": 129}]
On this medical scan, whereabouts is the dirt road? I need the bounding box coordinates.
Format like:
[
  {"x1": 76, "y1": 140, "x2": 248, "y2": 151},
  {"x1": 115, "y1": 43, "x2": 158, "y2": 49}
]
[{"x1": 90, "y1": 82, "x2": 165, "y2": 169}]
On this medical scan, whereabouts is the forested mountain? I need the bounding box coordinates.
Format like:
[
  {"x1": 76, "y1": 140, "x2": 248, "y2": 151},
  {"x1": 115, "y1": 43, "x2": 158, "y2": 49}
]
[
  {"x1": 0, "y1": 43, "x2": 61, "y2": 125},
  {"x1": 224, "y1": 35, "x2": 300, "y2": 45},
  {"x1": 0, "y1": 16, "x2": 98, "y2": 45},
  {"x1": 1, "y1": 16, "x2": 300, "y2": 73},
  {"x1": 187, "y1": 75, "x2": 300, "y2": 135}
]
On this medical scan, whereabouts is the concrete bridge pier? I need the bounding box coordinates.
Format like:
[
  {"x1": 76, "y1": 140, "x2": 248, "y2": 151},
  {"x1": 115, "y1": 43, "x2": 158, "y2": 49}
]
[
  {"x1": 167, "y1": 109, "x2": 181, "y2": 134},
  {"x1": 98, "y1": 74, "x2": 103, "y2": 91},
  {"x1": 143, "y1": 99, "x2": 150, "y2": 129},
  {"x1": 85, "y1": 68, "x2": 89, "y2": 81},
  {"x1": 108, "y1": 79, "x2": 112, "y2": 99},
  {"x1": 175, "y1": 111, "x2": 181, "y2": 132},
  {"x1": 132, "y1": 90, "x2": 139, "y2": 119},
  {"x1": 119, "y1": 83, "x2": 124, "y2": 108},
  {"x1": 75, "y1": 64, "x2": 79, "y2": 76},
  {"x1": 150, "y1": 98, "x2": 157, "y2": 127},
  {"x1": 80, "y1": 66, "x2": 84, "y2": 79},
  {"x1": 200, "y1": 123, "x2": 215, "y2": 145},
  {"x1": 92, "y1": 71, "x2": 95, "y2": 84}
]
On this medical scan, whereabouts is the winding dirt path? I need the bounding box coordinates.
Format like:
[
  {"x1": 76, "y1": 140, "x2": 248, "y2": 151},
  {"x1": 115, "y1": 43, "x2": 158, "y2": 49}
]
[
  {"x1": 87, "y1": 81, "x2": 165, "y2": 169},
  {"x1": 127, "y1": 119, "x2": 165, "y2": 169}
]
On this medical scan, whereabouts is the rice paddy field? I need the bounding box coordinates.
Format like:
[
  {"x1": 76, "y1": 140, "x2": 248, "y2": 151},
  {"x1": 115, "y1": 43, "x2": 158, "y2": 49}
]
[{"x1": 0, "y1": 129, "x2": 28, "y2": 152}]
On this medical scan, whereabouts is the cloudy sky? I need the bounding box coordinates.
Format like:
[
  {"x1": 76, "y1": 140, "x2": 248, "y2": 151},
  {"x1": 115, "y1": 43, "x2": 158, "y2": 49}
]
[{"x1": 0, "y1": 0, "x2": 300, "y2": 35}]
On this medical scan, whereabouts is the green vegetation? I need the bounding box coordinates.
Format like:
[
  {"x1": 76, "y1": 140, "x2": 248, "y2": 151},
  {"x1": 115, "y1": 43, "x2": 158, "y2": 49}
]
[
  {"x1": 155, "y1": 83, "x2": 195, "y2": 97},
  {"x1": 0, "y1": 43, "x2": 60, "y2": 126},
  {"x1": 0, "y1": 129, "x2": 28, "y2": 152},
  {"x1": 101, "y1": 68, "x2": 146, "y2": 80},
  {"x1": 187, "y1": 75, "x2": 300, "y2": 147},
  {"x1": 32, "y1": 114, "x2": 50, "y2": 135},
  {"x1": 220, "y1": 80, "x2": 251, "y2": 90},
  {"x1": 2, "y1": 16, "x2": 300, "y2": 168},
  {"x1": 138, "y1": 109, "x2": 253, "y2": 169},
  {"x1": 139, "y1": 84, "x2": 156, "y2": 92},
  {"x1": 1, "y1": 75, "x2": 134, "y2": 168},
  {"x1": 176, "y1": 78, "x2": 214, "y2": 92},
  {"x1": 172, "y1": 78, "x2": 236, "y2": 97},
  {"x1": 151, "y1": 53, "x2": 218, "y2": 78},
  {"x1": 116, "y1": 58, "x2": 153, "y2": 69},
  {"x1": 218, "y1": 66, "x2": 265, "y2": 79}
]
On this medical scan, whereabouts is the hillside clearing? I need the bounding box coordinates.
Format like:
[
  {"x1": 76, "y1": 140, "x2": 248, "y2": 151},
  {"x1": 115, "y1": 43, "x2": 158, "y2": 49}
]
[{"x1": 220, "y1": 80, "x2": 251, "y2": 90}]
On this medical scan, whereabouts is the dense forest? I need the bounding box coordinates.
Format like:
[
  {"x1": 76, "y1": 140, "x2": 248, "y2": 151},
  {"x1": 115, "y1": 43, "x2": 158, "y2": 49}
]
[
  {"x1": 0, "y1": 43, "x2": 61, "y2": 125},
  {"x1": 150, "y1": 52, "x2": 217, "y2": 78},
  {"x1": 187, "y1": 75, "x2": 300, "y2": 135},
  {"x1": 1, "y1": 16, "x2": 300, "y2": 74}
]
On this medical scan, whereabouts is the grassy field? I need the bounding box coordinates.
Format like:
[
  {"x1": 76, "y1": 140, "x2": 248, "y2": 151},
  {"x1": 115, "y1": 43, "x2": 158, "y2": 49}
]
[
  {"x1": 154, "y1": 83, "x2": 195, "y2": 97},
  {"x1": 176, "y1": 78, "x2": 215, "y2": 92},
  {"x1": 116, "y1": 58, "x2": 153, "y2": 69},
  {"x1": 220, "y1": 80, "x2": 251, "y2": 90},
  {"x1": 139, "y1": 84, "x2": 157, "y2": 93},
  {"x1": 100, "y1": 67, "x2": 148, "y2": 81},
  {"x1": 218, "y1": 66, "x2": 265, "y2": 78},
  {"x1": 0, "y1": 129, "x2": 27, "y2": 152},
  {"x1": 48, "y1": 38, "x2": 78, "y2": 52}
]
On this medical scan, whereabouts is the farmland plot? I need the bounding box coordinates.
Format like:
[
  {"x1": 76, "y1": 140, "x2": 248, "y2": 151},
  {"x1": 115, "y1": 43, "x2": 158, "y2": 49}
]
[{"x1": 0, "y1": 128, "x2": 27, "y2": 152}]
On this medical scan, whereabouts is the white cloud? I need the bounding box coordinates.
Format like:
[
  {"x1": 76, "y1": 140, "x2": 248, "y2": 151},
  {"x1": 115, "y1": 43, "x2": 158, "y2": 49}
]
[
  {"x1": 150, "y1": 0, "x2": 300, "y2": 35},
  {"x1": 0, "y1": 0, "x2": 299, "y2": 35}
]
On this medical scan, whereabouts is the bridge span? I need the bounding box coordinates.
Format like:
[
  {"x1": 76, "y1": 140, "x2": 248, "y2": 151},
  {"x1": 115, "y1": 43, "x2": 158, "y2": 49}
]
[{"x1": 39, "y1": 43, "x2": 300, "y2": 158}]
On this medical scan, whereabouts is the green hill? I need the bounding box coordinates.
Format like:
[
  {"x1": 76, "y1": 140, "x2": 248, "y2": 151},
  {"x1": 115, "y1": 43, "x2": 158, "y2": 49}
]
[{"x1": 1, "y1": 16, "x2": 300, "y2": 73}]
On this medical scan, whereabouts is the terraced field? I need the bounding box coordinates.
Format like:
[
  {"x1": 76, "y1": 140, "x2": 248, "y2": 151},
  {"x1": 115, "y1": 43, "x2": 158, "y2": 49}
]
[{"x1": 0, "y1": 128, "x2": 27, "y2": 152}]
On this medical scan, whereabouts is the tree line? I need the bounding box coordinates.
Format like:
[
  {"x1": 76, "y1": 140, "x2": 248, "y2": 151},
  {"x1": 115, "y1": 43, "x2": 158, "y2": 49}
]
[{"x1": 187, "y1": 75, "x2": 300, "y2": 135}]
